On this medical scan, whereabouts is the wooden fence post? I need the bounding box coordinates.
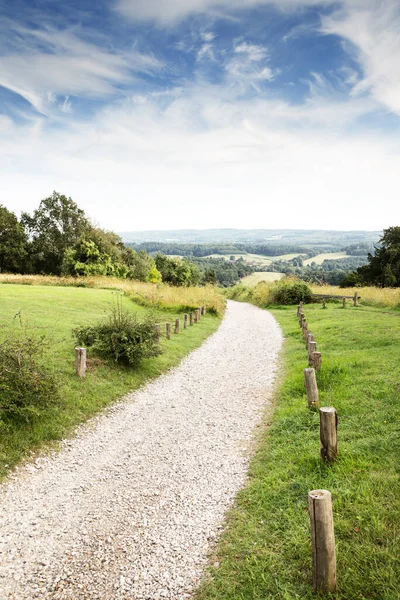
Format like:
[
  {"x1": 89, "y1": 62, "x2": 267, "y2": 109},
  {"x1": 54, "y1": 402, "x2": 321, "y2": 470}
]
[
  {"x1": 308, "y1": 489, "x2": 336, "y2": 593},
  {"x1": 302, "y1": 322, "x2": 309, "y2": 342},
  {"x1": 166, "y1": 323, "x2": 171, "y2": 340},
  {"x1": 299, "y1": 313, "x2": 305, "y2": 327},
  {"x1": 307, "y1": 333, "x2": 314, "y2": 351},
  {"x1": 322, "y1": 299, "x2": 326, "y2": 309},
  {"x1": 184, "y1": 314, "x2": 188, "y2": 329},
  {"x1": 320, "y1": 407, "x2": 338, "y2": 463},
  {"x1": 190, "y1": 312, "x2": 194, "y2": 326},
  {"x1": 194, "y1": 310, "x2": 198, "y2": 324},
  {"x1": 174, "y1": 319, "x2": 180, "y2": 334},
  {"x1": 353, "y1": 292, "x2": 359, "y2": 307},
  {"x1": 313, "y1": 352, "x2": 322, "y2": 371},
  {"x1": 304, "y1": 368, "x2": 319, "y2": 408},
  {"x1": 201, "y1": 306, "x2": 206, "y2": 316},
  {"x1": 197, "y1": 307, "x2": 201, "y2": 320},
  {"x1": 75, "y1": 347, "x2": 87, "y2": 378},
  {"x1": 154, "y1": 324, "x2": 161, "y2": 343},
  {"x1": 308, "y1": 341, "x2": 317, "y2": 366},
  {"x1": 342, "y1": 297, "x2": 346, "y2": 308}
]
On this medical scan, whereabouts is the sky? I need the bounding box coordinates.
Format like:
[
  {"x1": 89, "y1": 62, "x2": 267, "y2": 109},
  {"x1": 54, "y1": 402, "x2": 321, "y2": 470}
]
[{"x1": 1, "y1": 0, "x2": 399, "y2": 232}]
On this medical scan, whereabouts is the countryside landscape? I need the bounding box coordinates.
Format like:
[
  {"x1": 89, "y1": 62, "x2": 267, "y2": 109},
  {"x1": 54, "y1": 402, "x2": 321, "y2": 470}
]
[{"x1": 1, "y1": 0, "x2": 400, "y2": 599}]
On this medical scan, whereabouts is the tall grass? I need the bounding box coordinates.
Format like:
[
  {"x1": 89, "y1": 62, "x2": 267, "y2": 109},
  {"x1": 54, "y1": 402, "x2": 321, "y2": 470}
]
[
  {"x1": 0, "y1": 274, "x2": 226, "y2": 316},
  {"x1": 226, "y1": 279, "x2": 400, "y2": 309}
]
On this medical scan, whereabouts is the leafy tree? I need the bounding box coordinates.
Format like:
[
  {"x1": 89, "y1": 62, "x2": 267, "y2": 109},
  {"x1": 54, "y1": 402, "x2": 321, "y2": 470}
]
[
  {"x1": 21, "y1": 191, "x2": 90, "y2": 275},
  {"x1": 0, "y1": 205, "x2": 27, "y2": 273},
  {"x1": 356, "y1": 227, "x2": 400, "y2": 287},
  {"x1": 155, "y1": 254, "x2": 201, "y2": 286}
]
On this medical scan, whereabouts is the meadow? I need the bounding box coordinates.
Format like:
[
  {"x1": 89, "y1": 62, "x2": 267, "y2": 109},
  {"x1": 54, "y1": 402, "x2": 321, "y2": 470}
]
[
  {"x1": 197, "y1": 302, "x2": 400, "y2": 599},
  {"x1": 241, "y1": 272, "x2": 285, "y2": 286},
  {"x1": 0, "y1": 283, "x2": 223, "y2": 478},
  {"x1": 303, "y1": 252, "x2": 348, "y2": 266}
]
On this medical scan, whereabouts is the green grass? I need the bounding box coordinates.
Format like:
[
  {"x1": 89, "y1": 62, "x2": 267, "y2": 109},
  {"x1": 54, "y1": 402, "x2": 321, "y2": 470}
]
[
  {"x1": 197, "y1": 303, "x2": 400, "y2": 600},
  {"x1": 241, "y1": 272, "x2": 285, "y2": 286},
  {"x1": 0, "y1": 285, "x2": 221, "y2": 478},
  {"x1": 303, "y1": 252, "x2": 347, "y2": 266}
]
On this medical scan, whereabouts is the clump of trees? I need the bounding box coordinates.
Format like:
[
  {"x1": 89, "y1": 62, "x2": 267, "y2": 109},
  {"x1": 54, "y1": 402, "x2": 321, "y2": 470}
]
[
  {"x1": 343, "y1": 227, "x2": 400, "y2": 287},
  {"x1": 0, "y1": 192, "x2": 161, "y2": 283}
]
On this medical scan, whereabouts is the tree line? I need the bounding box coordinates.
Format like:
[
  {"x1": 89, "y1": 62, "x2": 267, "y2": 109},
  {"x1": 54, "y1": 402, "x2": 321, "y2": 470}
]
[{"x1": 129, "y1": 241, "x2": 321, "y2": 258}]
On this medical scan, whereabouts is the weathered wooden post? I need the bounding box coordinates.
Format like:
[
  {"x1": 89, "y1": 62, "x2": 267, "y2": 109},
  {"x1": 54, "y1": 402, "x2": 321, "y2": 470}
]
[
  {"x1": 190, "y1": 312, "x2": 194, "y2": 326},
  {"x1": 194, "y1": 310, "x2": 198, "y2": 324},
  {"x1": 313, "y1": 352, "x2": 322, "y2": 371},
  {"x1": 308, "y1": 489, "x2": 336, "y2": 594},
  {"x1": 166, "y1": 322, "x2": 171, "y2": 340},
  {"x1": 322, "y1": 299, "x2": 326, "y2": 309},
  {"x1": 299, "y1": 312, "x2": 305, "y2": 327},
  {"x1": 75, "y1": 347, "x2": 87, "y2": 378},
  {"x1": 302, "y1": 321, "x2": 309, "y2": 342},
  {"x1": 320, "y1": 407, "x2": 338, "y2": 463},
  {"x1": 342, "y1": 297, "x2": 346, "y2": 308},
  {"x1": 174, "y1": 319, "x2": 180, "y2": 334},
  {"x1": 308, "y1": 341, "x2": 317, "y2": 366},
  {"x1": 307, "y1": 333, "x2": 314, "y2": 351},
  {"x1": 197, "y1": 307, "x2": 201, "y2": 321},
  {"x1": 353, "y1": 292, "x2": 359, "y2": 307},
  {"x1": 184, "y1": 314, "x2": 188, "y2": 329},
  {"x1": 154, "y1": 324, "x2": 161, "y2": 343},
  {"x1": 304, "y1": 367, "x2": 319, "y2": 408},
  {"x1": 201, "y1": 306, "x2": 206, "y2": 316}
]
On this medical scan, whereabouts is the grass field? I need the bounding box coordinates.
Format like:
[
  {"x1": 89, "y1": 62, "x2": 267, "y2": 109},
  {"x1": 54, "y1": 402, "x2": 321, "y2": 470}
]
[
  {"x1": 241, "y1": 272, "x2": 285, "y2": 286},
  {"x1": 0, "y1": 284, "x2": 222, "y2": 478},
  {"x1": 303, "y1": 252, "x2": 347, "y2": 266},
  {"x1": 197, "y1": 303, "x2": 400, "y2": 600}
]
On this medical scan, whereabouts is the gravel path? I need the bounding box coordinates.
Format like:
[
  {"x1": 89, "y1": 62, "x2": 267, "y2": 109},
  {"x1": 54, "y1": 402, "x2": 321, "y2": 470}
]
[{"x1": 0, "y1": 300, "x2": 283, "y2": 600}]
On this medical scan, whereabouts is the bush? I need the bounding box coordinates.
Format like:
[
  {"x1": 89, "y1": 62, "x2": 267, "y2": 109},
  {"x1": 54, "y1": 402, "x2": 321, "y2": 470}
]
[
  {"x1": 0, "y1": 326, "x2": 59, "y2": 425},
  {"x1": 74, "y1": 298, "x2": 161, "y2": 366},
  {"x1": 270, "y1": 278, "x2": 313, "y2": 305}
]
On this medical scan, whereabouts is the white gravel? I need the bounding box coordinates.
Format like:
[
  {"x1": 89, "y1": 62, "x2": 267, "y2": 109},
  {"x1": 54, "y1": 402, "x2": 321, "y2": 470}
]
[{"x1": 0, "y1": 300, "x2": 283, "y2": 600}]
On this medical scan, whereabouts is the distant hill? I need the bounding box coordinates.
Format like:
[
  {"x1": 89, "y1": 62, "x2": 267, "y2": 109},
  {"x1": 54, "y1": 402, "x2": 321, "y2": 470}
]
[{"x1": 119, "y1": 229, "x2": 381, "y2": 248}]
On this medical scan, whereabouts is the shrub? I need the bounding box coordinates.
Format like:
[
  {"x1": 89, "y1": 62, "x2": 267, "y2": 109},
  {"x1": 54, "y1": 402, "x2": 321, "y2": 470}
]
[
  {"x1": 0, "y1": 325, "x2": 59, "y2": 425},
  {"x1": 270, "y1": 278, "x2": 313, "y2": 305},
  {"x1": 74, "y1": 298, "x2": 161, "y2": 366}
]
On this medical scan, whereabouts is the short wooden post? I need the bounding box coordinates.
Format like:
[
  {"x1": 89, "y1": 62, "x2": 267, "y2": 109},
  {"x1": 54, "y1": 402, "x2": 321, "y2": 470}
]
[
  {"x1": 308, "y1": 489, "x2": 336, "y2": 593},
  {"x1": 304, "y1": 368, "x2": 319, "y2": 408},
  {"x1": 353, "y1": 292, "x2": 359, "y2": 307},
  {"x1": 313, "y1": 352, "x2": 322, "y2": 371},
  {"x1": 154, "y1": 324, "x2": 161, "y2": 343},
  {"x1": 174, "y1": 319, "x2": 180, "y2": 334},
  {"x1": 75, "y1": 347, "x2": 86, "y2": 378},
  {"x1": 166, "y1": 322, "x2": 171, "y2": 340},
  {"x1": 184, "y1": 314, "x2": 188, "y2": 329},
  {"x1": 190, "y1": 312, "x2": 194, "y2": 326},
  {"x1": 322, "y1": 299, "x2": 326, "y2": 309},
  {"x1": 299, "y1": 313, "x2": 305, "y2": 327},
  {"x1": 320, "y1": 408, "x2": 338, "y2": 463},
  {"x1": 308, "y1": 341, "x2": 317, "y2": 366},
  {"x1": 195, "y1": 309, "x2": 199, "y2": 323},
  {"x1": 201, "y1": 306, "x2": 206, "y2": 316},
  {"x1": 302, "y1": 322, "x2": 308, "y2": 342},
  {"x1": 307, "y1": 333, "x2": 314, "y2": 351},
  {"x1": 299, "y1": 301, "x2": 303, "y2": 313},
  {"x1": 342, "y1": 297, "x2": 346, "y2": 308}
]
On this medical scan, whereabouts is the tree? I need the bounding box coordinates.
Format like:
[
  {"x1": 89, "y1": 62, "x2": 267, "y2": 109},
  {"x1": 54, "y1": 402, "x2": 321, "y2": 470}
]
[
  {"x1": 356, "y1": 227, "x2": 400, "y2": 287},
  {"x1": 0, "y1": 205, "x2": 27, "y2": 273},
  {"x1": 21, "y1": 192, "x2": 90, "y2": 275}
]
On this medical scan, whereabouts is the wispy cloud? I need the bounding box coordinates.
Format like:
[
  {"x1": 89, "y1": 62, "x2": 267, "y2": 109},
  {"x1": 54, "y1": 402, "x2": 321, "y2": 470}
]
[
  {"x1": 321, "y1": 0, "x2": 400, "y2": 115},
  {"x1": 0, "y1": 21, "x2": 162, "y2": 115}
]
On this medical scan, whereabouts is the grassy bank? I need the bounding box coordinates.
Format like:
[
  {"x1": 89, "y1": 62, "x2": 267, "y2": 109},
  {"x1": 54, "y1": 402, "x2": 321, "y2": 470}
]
[
  {"x1": 197, "y1": 302, "x2": 400, "y2": 599},
  {"x1": 0, "y1": 274, "x2": 225, "y2": 316},
  {"x1": 0, "y1": 284, "x2": 223, "y2": 478},
  {"x1": 227, "y1": 280, "x2": 400, "y2": 309}
]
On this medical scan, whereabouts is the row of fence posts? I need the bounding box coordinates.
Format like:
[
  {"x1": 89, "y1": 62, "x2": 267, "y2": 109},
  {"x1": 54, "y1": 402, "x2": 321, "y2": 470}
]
[
  {"x1": 297, "y1": 300, "x2": 337, "y2": 594},
  {"x1": 74, "y1": 306, "x2": 207, "y2": 378}
]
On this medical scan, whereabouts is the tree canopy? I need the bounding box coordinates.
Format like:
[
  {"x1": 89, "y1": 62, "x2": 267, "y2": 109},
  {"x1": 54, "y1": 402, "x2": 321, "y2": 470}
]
[
  {"x1": 0, "y1": 205, "x2": 27, "y2": 273},
  {"x1": 356, "y1": 227, "x2": 400, "y2": 287}
]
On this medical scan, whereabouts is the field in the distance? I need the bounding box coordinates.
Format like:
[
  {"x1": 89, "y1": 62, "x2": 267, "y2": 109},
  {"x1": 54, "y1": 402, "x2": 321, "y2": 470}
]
[
  {"x1": 303, "y1": 251, "x2": 347, "y2": 265},
  {"x1": 241, "y1": 272, "x2": 285, "y2": 286},
  {"x1": 0, "y1": 284, "x2": 222, "y2": 478}
]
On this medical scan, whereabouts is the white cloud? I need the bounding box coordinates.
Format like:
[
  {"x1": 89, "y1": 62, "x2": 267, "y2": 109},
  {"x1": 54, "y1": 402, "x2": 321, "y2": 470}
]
[
  {"x1": 115, "y1": 0, "x2": 334, "y2": 25},
  {"x1": 234, "y1": 42, "x2": 268, "y2": 62},
  {"x1": 1, "y1": 79, "x2": 397, "y2": 232},
  {"x1": 0, "y1": 24, "x2": 162, "y2": 114},
  {"x1": 321, "y1": 0, "x2": 400, "y2": 115}
]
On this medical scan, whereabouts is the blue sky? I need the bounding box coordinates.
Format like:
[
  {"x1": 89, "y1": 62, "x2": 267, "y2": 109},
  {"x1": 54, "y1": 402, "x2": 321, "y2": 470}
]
[{"x1": 1, "y1": 0, "x2": 399, "y2": 231}]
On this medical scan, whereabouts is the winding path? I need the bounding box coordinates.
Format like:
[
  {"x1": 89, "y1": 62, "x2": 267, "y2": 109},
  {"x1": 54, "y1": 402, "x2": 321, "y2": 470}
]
[{"x1": 0, "y1": 301, "x2": 283, "y2": 600}]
